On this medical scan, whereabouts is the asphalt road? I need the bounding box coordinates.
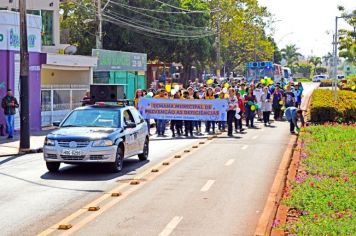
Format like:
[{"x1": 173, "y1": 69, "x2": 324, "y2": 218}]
[
  {"x1": 0, "y1": 136, "x2": 202, "y2": 235},
  {"x1": 0, "y1": 83, "x2": 318, "y2": 236}
]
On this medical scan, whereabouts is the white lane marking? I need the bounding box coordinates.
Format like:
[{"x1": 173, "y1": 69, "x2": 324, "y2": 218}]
[
  {"x1": 252, "y1": 135, "x2": 259, "y2": 140},
  {"x1": 241, "y1": 145, "x2": 249, "y2": 150},
  {"x1": 159, "y1": 216, "x2": 183, "y2": 236},
  {"x1": 225, "y1": 159, "x2": 235, "y2": 166},
  {"x1": 200, "y1": 180, "x2": 215, "y2": 192}
]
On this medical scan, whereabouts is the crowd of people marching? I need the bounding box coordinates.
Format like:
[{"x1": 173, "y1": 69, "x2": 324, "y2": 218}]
[{"x1": 134, "y1": 77, "x2": 304, "y2": 137}]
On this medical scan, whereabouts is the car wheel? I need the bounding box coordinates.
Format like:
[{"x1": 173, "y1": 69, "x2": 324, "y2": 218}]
[
  {"x1": 108, "y1": 146, "x2": 124, "y2": 173},
  {"x1": 46, "y1": 162, "x2": 60, "y2": 172},
  {"x1": 138, "y1": 138, "x2": 149, "y2": 161}
]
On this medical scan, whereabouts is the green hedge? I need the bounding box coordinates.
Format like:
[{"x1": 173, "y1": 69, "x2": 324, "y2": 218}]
[
  {"x1": 319, "y1": 80, "x2": 333, "y2": 87},
  {"x1": 309, "y1": 89, "x2": 356, "y2": 123}
]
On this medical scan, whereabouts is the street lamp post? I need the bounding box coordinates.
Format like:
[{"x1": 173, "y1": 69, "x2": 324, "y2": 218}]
[{"x1": 332, "y1": 13, "x2": 356, "y2": 100}]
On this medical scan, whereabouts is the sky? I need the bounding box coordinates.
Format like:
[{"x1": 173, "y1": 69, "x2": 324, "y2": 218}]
[{"x1": 258, "y1": 0, "x2": 356, "y2": 57}]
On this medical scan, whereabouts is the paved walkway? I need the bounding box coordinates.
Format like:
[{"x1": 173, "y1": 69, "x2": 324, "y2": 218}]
[{"x1": 0, "y1": 128, "x2": 53, "y2": 156}]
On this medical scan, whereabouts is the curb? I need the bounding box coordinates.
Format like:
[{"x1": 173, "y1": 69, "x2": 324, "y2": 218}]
[
  {"x1": 254, "y1": 135, "x2": 297, "y2": 236},
  {"x1": 0, "y1": 147, "x2": 43, "y2": 158},
  {"x1": 255, "y1": 83, "x2": 315, "y2": 236}
]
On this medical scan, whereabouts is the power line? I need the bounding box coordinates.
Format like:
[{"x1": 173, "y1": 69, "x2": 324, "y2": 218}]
[
  {"x1": 102, "y1": 13, "x2": 215, "y2": 38},
  {"x1": 110, "y1": 0, "x2": 219, "y2": 14},
  {"x1": 103, "y1": 10, "x2": 210, "y2": 35},
  {"x1": 106, "y1": 1, "x2": 211, "y2": 30}
]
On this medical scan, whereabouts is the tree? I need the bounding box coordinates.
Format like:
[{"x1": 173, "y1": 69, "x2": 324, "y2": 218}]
[
  {"x1": 296, "y1": 63, "x2": 312, "y2": 78},
  {"x1": 281, "y1": 44, "x2": 302, "y2": 68},
  {"x1": 308, "y1": 56, "x2": 322, "y2": 74},
  {"x1": 209, "y1": 0, "x2": 275, "y2": 74},
  {"x1": 60, "y1": 0, "x2": 96, "y2": 55},
  {"x1": 322, "y1": 52, "x2": 333, "y2": 66},
  {"x1": 337, "y1": 7, "x2": 356, "y2": 65}
]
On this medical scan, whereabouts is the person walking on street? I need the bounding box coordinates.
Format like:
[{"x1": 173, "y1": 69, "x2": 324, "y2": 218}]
[
  {"x1": 235, "y1": 92, "x2": 245, "y2": 133},
  {"x1": 272, "y1": 86, "x2": 283, "y2": 121},
  {"x1": 285, "y1": 106, "x2": 305, "y2": 134},
  {"x1": 1, "y1": 89, "x2": 19, "y2": 139},
  {"x1": 227, "y1": 88, "x2": 237, "y2": 136},
  {"x1": 244, "y1": 88, "x2": 257, "y2": 128},
  {"x1": 283, "y1": 85, "x2": 295, "y2": 108},
  {"x1": 154, "y1": 89, "x2": 168, "y2": 136},
  {"x1": 261, "y1": 87, "x2": 272, "y2": 126},
  {"x1": 204, "y1": 87, "x2": 215, "y2": 134}
]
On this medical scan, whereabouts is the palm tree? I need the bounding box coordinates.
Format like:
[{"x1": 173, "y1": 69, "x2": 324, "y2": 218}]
[
  {"x1": 309, "y1": 56, "x2": 322, "y2": 74},
  {"x1": 280, "y1": 44, "x2": 302, "y2": 68},
  {"x1": 322, "y1": 52, "x2": 333, "y2": 66}
]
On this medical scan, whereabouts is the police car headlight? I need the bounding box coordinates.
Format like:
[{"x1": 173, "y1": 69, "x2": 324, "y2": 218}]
[
  {"x1": 44, "y1": 137, "x2": 55, "y2": 146},
  {"x1": 92, "y1": 139, "x2": 113, "y2": 147}
]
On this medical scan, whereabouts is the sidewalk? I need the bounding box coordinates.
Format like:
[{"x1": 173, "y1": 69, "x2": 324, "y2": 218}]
[{"x1": 0, "y1": 128, "x2": 54, "y2": 157}]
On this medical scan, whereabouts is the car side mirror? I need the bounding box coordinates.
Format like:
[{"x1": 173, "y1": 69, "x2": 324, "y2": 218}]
[
  {"x1": 125, "y1": 123, "x2": 136, "y2": 129},
  {"x1": 53, "y1": 121, "x2": 61, "y2": 127}
]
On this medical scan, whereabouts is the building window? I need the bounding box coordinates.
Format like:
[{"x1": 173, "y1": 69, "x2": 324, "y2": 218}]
[{"x1": 41, "y1": 10, "x2": 54, "y2": 46}]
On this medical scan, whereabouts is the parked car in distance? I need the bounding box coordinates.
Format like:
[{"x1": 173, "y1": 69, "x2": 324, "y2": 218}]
[
  {"x1": 43, "y1": 104, "x2": 149, "y2": 173},
  {"x1": 312, "y1": 75, "x2": 329, "y2": 82},
  {"x1": 337, "y1": 74, "x2": 345, "y2": 80}
]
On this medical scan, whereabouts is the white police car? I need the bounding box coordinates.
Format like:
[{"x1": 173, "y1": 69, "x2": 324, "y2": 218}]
[{"x1": 43, "y1": 104, "x2": 149, "y2": 172}]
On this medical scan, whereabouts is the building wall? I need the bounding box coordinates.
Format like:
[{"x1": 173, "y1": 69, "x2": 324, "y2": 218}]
[
  {"x1": 41, "y1": 68, "x2": 91, "y2": 85},
  {"x1": 0, "y1": 50, "x2": 45, "y2": 131},
  {"x1": 0, "y1": 0, "x2": 60, "y2": 49}
]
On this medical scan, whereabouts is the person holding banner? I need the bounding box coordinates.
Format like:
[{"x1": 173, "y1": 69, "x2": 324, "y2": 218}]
[
  {"x1": 227, "y1": 88, "x2": 237, "y2": 137},
  {"x1": 193, "y1": 90, "x2": 202, "y2": 135},
  {"x1": 204, "y1": 87, "x2": 216, "y2": 134},
  {"x1": 170, "y1": 91, "x2": 183, "y2": 137},
  {"x1": 154, "y1": 89, "x2": 168, "y2": 136},
  {"x1": 244, "y1": 88, "x2": 257, "y2": 128},
  {"x1": 183, "y1": 90, "x2": 194, "y2": 137}
]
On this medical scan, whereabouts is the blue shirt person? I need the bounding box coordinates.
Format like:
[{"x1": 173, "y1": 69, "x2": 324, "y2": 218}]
[{"x1": 285, "y1": 106, "x2": 305, "y2": 134}]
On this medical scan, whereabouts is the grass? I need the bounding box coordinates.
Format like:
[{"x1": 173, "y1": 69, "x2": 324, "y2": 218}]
[{"x1": 281, "y1": 125, "x2": 356, "y2": 235}]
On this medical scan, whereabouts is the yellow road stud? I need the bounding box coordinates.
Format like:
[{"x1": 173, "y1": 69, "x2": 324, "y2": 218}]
[{"x1": 58, "y1": 224, "x2": 72, "y2": 230}]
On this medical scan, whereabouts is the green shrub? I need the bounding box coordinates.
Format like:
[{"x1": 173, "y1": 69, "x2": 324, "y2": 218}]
[
  {"x1": 309, "y1": 89, "x2": 356, "y2": 123},
  {"x1": 339, "y1": 74, "x2": 356, "y2": 91}
]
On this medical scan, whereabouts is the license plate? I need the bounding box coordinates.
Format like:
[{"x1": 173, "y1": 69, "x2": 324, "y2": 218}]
[{"x1": 62, "y1": 149, "x2": 82, "y2": 156}]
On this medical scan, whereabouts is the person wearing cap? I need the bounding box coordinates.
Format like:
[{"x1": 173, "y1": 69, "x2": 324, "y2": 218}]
[
  {"x1": 285, "y1": 107, "x2": 305, "y2": 134},
  {"x1": 1, "y1": 89, "x2": 19, "y2": 139}
]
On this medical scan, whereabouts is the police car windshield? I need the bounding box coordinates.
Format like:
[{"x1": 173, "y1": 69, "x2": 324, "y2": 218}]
[{"x1": 61, "y1": 109, "x2": 121, "y2": 128}]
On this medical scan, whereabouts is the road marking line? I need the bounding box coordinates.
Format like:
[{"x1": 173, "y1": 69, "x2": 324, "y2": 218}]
[
  {"x1": 252, "y1": 135, "x2": 259, "y2": 140},
  {"x1": 159, "y1": 216, "x2": 183, "y2": 236},
  {"x1": 225, "y1": 159, "x2": 234, "y2": 166},
  {"x1": 200, "y1": 180, "x2": 215, "y2": 192},
  {"x1": 241, "y1": 145, "x2": 248, "y2": 150}
]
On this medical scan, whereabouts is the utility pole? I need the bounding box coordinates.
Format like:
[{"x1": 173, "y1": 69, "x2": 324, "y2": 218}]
[
  {"x1": 333, "y1": 16, "x2": 338, "y2": 100},
  {"x1": 19, "y1": 0, "x2": 30, "y2": 150},
  {"x1": 332, "y1": 13, "x2": 356, "y2": 100},
  {"x1": 216, "y1": 17, "x2": 221, "y2": 78},
  {"x1": 96, "y1": 0, "x2": 103, "y2": 49}
]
